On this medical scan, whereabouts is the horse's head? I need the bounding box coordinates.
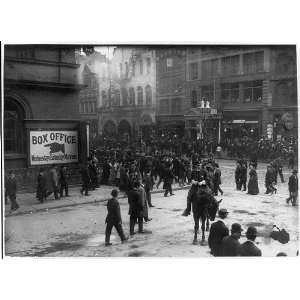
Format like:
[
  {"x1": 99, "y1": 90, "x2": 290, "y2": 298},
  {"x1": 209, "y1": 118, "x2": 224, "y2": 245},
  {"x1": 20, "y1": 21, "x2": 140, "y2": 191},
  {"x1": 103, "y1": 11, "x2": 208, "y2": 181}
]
[{"x1": 208, "y1": 199, "x2": 222, "y2": 221}]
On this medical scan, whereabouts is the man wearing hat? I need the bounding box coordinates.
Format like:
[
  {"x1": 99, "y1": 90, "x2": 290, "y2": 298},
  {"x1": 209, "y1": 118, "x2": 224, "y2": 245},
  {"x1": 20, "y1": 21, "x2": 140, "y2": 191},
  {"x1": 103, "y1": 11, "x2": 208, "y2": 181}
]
[
  {"x1": 287, "y1": 169, "x2": 298, "y2": 206},
  {"x1": 221, "y1": 223, "x2": 243, "y2": 256},
  {"x1": 105, "y1": 189, "x2": 127, "y2": 246},
  {"x1": 208, "y1": 208, "x2": 229, "y2": 256},
  {"x1": 238, "y1": 226, "x2": 262, "y2": 256}
]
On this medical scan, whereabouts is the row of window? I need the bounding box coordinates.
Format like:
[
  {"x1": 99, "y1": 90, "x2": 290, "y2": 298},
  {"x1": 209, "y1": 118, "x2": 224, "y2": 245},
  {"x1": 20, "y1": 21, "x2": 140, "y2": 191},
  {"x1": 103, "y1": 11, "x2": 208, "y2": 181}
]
[
  {"x1": 79, "y1": 89, "x2": 99, "y2": 99},
  {"x1": 190, "y1": 80, "x2": 263, "y2": 106},
  {"x1": 102, "y1": 85, "x2": 152, "y2": 107},
  {"x1": 188, "y1": 51, "x2": 264, "y2": 80},
  {"x1": 79, "y1": 101, "x2": 97, "y2": 114},
  {"x1": 159, "y1": 98, "x2": 182, "y2": 114},
  {"x1": 120, "y1": 57, "x2": 152, "y2": 79}
]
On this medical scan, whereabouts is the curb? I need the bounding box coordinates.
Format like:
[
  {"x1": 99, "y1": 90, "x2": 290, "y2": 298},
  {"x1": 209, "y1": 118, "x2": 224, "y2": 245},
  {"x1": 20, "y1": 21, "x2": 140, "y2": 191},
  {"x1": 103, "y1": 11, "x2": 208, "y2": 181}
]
[{"x1": 5, "y1": 185, "x2": 191, "y2": 218}]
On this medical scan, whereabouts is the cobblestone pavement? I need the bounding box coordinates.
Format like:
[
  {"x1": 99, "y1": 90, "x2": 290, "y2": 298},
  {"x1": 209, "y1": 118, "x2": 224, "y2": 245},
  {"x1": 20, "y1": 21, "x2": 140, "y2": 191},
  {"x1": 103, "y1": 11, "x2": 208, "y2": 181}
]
[{"x1": 5, "y1": 159, "x2": 298, "y2": 257}]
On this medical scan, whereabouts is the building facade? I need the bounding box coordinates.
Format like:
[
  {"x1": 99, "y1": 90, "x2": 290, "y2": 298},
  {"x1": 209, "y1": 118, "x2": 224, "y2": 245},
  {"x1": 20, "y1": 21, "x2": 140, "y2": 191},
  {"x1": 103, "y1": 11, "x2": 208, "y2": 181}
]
[
  {"x1": 77, "y1": 51, "x2": 109, "y2": 146},
  {"x1": 155, "y1": 47, "x2": 187, "y2": 137},
  {"x1": 185, "y1": 45, "x2": 298, "y2": 143},
  {"x1": 4, "y1": 45, "x2": 88, "y2": 190},
  {"x1": 98, "y1": 47, "x2": 156, "y2": 141}
]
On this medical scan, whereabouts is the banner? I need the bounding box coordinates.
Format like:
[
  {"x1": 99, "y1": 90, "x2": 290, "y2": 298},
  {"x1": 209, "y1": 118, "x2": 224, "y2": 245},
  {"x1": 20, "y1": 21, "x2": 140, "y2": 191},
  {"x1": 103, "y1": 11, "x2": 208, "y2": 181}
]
[{"x1": 30, "y1": 130, "x2": 78, "y2": 165}]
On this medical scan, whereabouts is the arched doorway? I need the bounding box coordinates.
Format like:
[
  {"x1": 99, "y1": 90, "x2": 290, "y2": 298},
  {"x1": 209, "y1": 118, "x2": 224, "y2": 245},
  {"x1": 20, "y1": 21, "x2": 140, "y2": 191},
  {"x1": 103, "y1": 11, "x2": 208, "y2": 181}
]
[
  {"x1": 103, "y1": 120, "x2": 117, "y2": 137},
  {"x1": 118, "y1": 120, "x2": 132, "y2": 137},
  {"x1": 4, "y1": 97, "x2": 26, "y2": 155}
]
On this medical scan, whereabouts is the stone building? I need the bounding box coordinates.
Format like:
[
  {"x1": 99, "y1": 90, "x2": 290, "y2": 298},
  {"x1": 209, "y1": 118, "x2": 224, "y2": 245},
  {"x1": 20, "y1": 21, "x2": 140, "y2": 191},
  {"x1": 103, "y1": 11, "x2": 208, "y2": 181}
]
[
  {"x1": 4, "y1": 45, "x2": 88, "y2": 190},
  {"x1": 98, "y1": 46, "x2": 156, "y2": 140},
  {"x1": 77, "y1": 51, "x2": 109, "y2": 146},
  {"x1": 185, "y1": 45, "x2": 298, "y2": 143}
]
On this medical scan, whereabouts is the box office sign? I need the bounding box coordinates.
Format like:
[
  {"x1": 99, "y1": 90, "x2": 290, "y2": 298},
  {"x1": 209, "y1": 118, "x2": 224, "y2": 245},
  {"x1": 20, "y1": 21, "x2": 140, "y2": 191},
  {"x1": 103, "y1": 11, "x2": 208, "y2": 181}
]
[{"x1": 30, "y1": 130, "x2": 79, "y2": 165}]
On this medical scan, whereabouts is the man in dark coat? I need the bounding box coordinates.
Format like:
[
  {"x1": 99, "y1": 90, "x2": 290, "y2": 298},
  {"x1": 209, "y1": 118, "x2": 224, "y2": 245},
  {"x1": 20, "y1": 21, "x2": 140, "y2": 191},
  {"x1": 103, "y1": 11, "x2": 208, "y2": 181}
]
[
  {"x1": 128, "y1": 181, "x2": 144, "y2": 235},
  {"x1": 88, "y1": 160, "x2": 98, "y2": 190},
  {"x1": 80, "y1": 163, "x2": 90, "y2": 196},
  {"x1": 163, "y1": 165, "x2": 175, "y2": 197},
  {"x1": 143, "y1": 172, "x2": 154, "y2": 207},
  {"x1": 265, "y1": 165, "x2": 276, "y2": 194},
  {"x1": 235, "y1": 162, "x2": 242, "y2": 190},
  {"x1": 105, "y1": 189, "x2": 127, "y2": 246},
  {"x1": 208, "y1": 208, "x2": 229, "y2": 256},
  {"x1": 59, "y1": 165, "x2": 69, "y2": 197},
  {"x1": 5, "y1": 171, "x2": 19, "y2": 211},
  {"x1": 213, "y1": 163, "x2": 223, "y2": 196},
  {"x1": 238, "y1": 226, "x2": 262, "y2": 256},
  {"x1": 36, "y1": 168, "x2": 47, "y2": 203},
  {"x1": 287, "y1": 169, "x2": 298, "y2": 206},
  {"x1": 240, "y1": 160, "x2": 247, "y2": 191},
  {"x1": 221, "y1": 223, "x2": 243, "y2": 256}
]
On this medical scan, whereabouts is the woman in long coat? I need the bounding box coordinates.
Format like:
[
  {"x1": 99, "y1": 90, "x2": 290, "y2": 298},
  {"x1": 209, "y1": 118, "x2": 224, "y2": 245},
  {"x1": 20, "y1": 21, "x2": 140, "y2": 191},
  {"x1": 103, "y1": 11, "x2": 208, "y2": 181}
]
[{"x1": 247, "y1": 164, "x2": 259, "y2": 195}]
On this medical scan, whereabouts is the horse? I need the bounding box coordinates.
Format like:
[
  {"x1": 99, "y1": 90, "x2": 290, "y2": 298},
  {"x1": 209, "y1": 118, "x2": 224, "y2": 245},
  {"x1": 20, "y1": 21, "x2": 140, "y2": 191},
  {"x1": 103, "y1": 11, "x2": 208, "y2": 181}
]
[{"x1": 191, "y1": 185, "x2": 222, "y2": 244}]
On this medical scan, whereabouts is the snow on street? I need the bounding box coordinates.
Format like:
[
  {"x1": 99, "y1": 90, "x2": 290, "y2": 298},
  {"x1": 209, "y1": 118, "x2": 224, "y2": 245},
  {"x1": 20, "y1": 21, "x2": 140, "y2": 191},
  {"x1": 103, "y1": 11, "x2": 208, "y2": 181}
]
[{"x1": 5, "y1": 160, "x2": 299, "y2": 257}]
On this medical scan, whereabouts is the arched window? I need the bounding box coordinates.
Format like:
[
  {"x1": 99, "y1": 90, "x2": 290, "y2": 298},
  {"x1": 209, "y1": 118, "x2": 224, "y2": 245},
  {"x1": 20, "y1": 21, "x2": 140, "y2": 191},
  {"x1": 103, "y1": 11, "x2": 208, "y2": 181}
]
[
  {"x1": 191, "y1": 90, "x2": 197, "y2": 107},
  {"x1": 146, "y1": 57, "x2": 151, "y2": 74},
  {"x1": 139, "y1": 59, "x2": 143, "y2": 75},
  {"x1": 102, "y1": 91, "x2": 107, "y2": 107},
  {"x1": 145, "y1": 85, "x2": 152, "y2": 105},
  {"x1": 129, "y1": 87, "x2": 135, "y2": 105},
  {"x1": 4, "y1": 99, "x2": 25, "y2": 154},
  {"x1": 121, "y1": 88, "x2": 128, "y2": 106},
  {"x1": 114, "y1": 90, "x2": 121, "y2": 106},
  {"x1": 137, "y1": 86, "x2": 143, "y2": 105},
  {"x1": 125, "y1": 62, "x2": 129, "y2": 78}
]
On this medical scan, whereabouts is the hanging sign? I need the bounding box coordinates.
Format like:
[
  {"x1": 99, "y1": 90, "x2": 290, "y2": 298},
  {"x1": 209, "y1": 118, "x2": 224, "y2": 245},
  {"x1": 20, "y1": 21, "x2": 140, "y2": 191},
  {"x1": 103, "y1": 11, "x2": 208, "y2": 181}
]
[{"x1": 29, "y1": 130, "x2": 78, "y2": 165}]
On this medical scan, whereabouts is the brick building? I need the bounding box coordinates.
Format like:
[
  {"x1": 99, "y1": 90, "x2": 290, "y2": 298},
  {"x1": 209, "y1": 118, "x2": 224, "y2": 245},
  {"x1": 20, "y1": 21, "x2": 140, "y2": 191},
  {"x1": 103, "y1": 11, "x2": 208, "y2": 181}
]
[
  {"x1": 98, "y1": 46, "x2": 156, "y2": 140},
  {"x1": 185, "y1": 45, "x2": 298, "y2": 143},
  {"x1": 4, "y1": 45, "x2": 88, "y2": 190}
]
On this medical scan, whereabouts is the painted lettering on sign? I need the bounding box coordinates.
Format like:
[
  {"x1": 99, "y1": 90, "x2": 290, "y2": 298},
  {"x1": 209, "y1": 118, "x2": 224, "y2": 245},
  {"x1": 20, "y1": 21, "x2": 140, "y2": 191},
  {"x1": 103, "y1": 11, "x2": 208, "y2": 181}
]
[{"x1": 29, "y1": 130, "x2": 78, "y2": 165}]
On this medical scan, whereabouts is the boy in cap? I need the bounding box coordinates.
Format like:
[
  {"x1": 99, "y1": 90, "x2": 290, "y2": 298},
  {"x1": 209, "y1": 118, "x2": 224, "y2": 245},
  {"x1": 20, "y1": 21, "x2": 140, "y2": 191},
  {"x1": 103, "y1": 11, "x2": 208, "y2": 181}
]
[
  {"x1": 208, "y1": 208, "x2": 229, "y2": 256},
  {"x1": 221, "y1": 223, "x2": 243, "y2": 256},
  {"x1": 238, "y1": 226, "x2": 262, "y2": 256},
  {"x1": 105, "y1": 189, "x2": 128, "y2": 246}
]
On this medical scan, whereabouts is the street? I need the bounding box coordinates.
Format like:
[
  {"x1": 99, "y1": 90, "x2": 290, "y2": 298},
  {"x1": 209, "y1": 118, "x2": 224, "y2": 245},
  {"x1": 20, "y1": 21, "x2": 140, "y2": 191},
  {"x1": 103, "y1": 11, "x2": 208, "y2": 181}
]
[{"x1": 5, "y1": 160, "x2": 299, "y2": 257}]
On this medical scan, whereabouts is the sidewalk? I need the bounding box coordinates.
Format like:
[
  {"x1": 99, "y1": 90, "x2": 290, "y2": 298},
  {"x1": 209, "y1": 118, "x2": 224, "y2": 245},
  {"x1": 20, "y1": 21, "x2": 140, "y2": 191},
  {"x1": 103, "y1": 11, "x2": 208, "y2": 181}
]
[{"x1": 4, "y1": 183, "x2": 191, "y2": 218}]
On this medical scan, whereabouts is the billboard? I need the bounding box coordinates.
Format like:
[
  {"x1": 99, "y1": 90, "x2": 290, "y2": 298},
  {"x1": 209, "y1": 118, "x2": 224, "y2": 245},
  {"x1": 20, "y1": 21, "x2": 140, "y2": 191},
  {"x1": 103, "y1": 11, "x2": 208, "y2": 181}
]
[{"x1": 29, "y1": 130, "x2": 78, "y2": 165}]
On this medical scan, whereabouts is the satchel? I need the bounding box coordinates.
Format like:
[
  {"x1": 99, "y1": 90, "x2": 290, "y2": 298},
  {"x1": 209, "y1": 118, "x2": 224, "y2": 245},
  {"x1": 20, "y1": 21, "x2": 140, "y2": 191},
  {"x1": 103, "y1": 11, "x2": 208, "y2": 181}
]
[{"x1": 270, "y1": 225, "x2": 290, "y2": 244}]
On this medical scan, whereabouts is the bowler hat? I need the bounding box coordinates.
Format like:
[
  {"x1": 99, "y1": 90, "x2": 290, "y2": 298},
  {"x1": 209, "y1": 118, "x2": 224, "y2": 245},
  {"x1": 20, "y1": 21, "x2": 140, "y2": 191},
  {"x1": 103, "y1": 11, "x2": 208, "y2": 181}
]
[{"x1": 231, "y1": 223, "x2": 243, "y2": 233}]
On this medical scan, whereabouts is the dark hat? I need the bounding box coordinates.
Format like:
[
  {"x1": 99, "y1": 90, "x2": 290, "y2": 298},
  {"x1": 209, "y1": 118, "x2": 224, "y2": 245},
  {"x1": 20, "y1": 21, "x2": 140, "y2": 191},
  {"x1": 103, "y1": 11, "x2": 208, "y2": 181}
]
[
  {"x1": 246, "y1": 226, "x2": 257, "y2": 236},
  {"x1": 231, "y1": 223, "x2": 243, "y2": 233},
  {"x1": 293, "y1": 169, "x2": 298, "y2": 174},
  {"x1": 218, "y1": 208, "x2": 229, "y2": 217}
]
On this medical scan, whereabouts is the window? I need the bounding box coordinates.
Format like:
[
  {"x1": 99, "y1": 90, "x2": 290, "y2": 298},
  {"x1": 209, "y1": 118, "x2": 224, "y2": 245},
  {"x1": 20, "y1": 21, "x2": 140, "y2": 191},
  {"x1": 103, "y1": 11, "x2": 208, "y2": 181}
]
[
  {"x1": 190, "y1": 63, "x2": 198, "y2": 80},
  {"x1": 202, "y1": 59, "x2": 218, "y2": 79},
  {"x1": 139, "y1": 60, "x2": 143, "y2": 75},
  {"x1": 102, "y1": 91, "x2": 107, "y2": 106},
  {"x1": 145, "y1": 85, "x2": 152, "y2": 105},
  {"x1": 243, "y1": 51, "x2": 264, "y2": 74},
  {"x1": 166, "y1": 58, "x2": 173, "y2": 68},
  {"x1": 172, "y1": 98, "x2": 182, "y2": 113},
  {"x1": 4, "y1": 100, "x2": 25, "y2": 154},
  {"x1": 146, "y1": 57, "x2": 151, "y2": 74},
  {"x1": 137, "y1": 86, "x2": 143, "y2": 105},
  {"x1": 159, "y1": 99, "x2": 169, "y2": 113},
  {"x1": 191, "y1": 90, "x2": 198, "y2": 107},
  {"x1": 221, "y1": 55, "x2": 239, "y2": 75},
  {"x1": 114, "y1": 90, "x2": 121, "y2": 106},
  {"x1": 121, "y1": 88, "x2": 128, "y2": 105},
  {"x1": 119, "y1": 63, "x2": 123, "y2": 77},
  {"x1": 16, "y1": 47, "x2": 35, "y2": 59},
  {"x1": 129, "y1": 87, "x2": 135, "y2": 105},
  {"x1": 242, "y1": 81, "x2": 263, "y2": 103},
  {"x1": 275, "y1": 53, "x2": 296, "y2": 74},
  {"x1": 201, "y1": 85, "x2": 214, "y2": 102},
  {"x1": 125, "y1": 62, "x2": 129, "y2": 78},
  {"x1": 132, "y1": 62, "x2": 136, "y2": 77},
  {"x1": 221, "y1": 83, "x2": 240, "y2": 103}
]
